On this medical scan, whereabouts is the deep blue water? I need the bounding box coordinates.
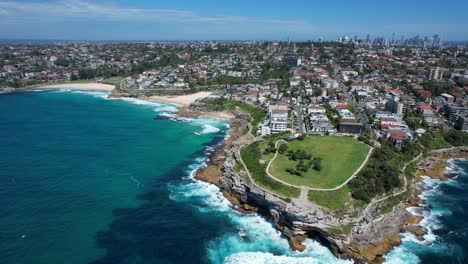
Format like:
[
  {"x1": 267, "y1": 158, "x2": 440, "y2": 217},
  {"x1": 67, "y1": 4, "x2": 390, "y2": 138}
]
[
  {"x1": 386, "y1": 159, "x2": 468, "y2": 264},
  {"x1": 0, "y1": 90, "x2": 350, "y2": 264}
]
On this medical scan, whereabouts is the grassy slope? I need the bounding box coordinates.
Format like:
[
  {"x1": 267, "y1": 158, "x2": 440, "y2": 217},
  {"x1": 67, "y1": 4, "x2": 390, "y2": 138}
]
[
  {"x1": 203, "y1": 99, "x2": 266, "y2": 127},
  {"x1": 270, "y1": 135, "x2": 370, "y2": 188},
  {"x1": 241, "y1": 142, "x2": 300, "y2": 198},
  {"x1": 308, "y1": 186, "x2": 352, "y2": 211}
]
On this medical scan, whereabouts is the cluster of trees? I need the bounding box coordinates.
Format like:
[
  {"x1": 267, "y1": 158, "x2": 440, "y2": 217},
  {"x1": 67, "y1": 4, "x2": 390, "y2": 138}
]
[
  {"x1": 278, "y1": 143, "x2": 288, "y2": 154},
  {"x1": 265, "y1": 141, "x2": 276, "y2": 154},
  {"x1": 358, "y1": 131, "x2": 372, "y2": 145},
  {"x1": 421, "y1": 80, "x2": 453, "y2": 96},
  {"x1": 196, "y1": 75, "x2": 257, "y2": 86},
  {"x1": 349, "y1": 142, "x2": 402, "y2": 202},
  {"x1": 259, "y1": 64, "x2": 291, "y2": 88},
  {"x1": 418, "y1": 129, "x2": 467, "y2": 150},
  {"x1": 54, "y1": 58, "x2": 69, "y2": 67},
  {"x1": 324, "y1": 103, "x2": 339, "y2": 128},
  {"x1": 283, "y1": 147, "x2": 322, "y2": 176},
  {"x1": 442, "y1": 129, "x2": 468, "y2": 146},
  {"x1": 202, "y1": 99, "x2": 266, "y2": 126},
  {"x1": 131, "y1": 54, "x2": 186, "y2": 74},
  {"x1": 286, "y1": 149, "x2": 312, "y2": 161}
]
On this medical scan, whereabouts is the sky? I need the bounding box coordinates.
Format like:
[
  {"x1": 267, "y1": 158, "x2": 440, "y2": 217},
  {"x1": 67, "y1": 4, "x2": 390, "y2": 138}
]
[{"x1": 1, "y1": 0, "x2": 468, "y2": 41}]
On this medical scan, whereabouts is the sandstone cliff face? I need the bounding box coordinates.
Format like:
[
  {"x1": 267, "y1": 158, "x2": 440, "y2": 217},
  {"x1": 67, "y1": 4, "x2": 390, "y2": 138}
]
[
  {"x1": 219, "y1": 148, "x2": 350, "y2": 256},
  {"x1": 219, "y1": 140, "x2": 413, "y2": 263},
  {"x1": 184, "y1": 106, "x2": 432, "y2": 263}
]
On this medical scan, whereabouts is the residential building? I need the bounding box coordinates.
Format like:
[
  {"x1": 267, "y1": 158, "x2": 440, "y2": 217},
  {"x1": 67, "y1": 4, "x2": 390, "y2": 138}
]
[
  {"x1": 428, "y1": 67, "x2": 445, "y2": 80},
  {"x1": 386, "y1": 93, "x2": 405, "y2": 116},
  {"x1": 269, "y1": 104, "x2": 289, "y2": 133},
  {"x1": 338, "y1": 119, "x2": 365, "y2": 134}
]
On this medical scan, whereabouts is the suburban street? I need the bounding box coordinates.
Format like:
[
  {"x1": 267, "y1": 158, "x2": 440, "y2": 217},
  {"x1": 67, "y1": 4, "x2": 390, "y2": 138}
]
[{"x1": 338, "y1": 80, "x2": 377, "y2": 139}]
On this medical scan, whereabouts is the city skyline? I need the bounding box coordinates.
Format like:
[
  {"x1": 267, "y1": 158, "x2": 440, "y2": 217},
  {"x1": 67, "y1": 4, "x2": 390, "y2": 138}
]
[{"x1": 1, "y1": 0, "x2": 468, "y2": 41}]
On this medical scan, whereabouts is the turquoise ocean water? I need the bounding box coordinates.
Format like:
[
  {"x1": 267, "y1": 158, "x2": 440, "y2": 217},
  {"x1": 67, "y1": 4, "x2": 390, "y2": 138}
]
[
  {"x1": 0, "y1": 89, "x2": 465, "y2": 264},
  {"x1": 0, "y1": 90, "x2": 349, "y2": 264}
]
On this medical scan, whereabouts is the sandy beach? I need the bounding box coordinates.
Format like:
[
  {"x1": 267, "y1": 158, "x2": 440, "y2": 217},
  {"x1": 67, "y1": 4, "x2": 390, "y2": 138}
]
[
  {"x1": 27, "y1": 82, "x2": 115, "y2": 91},
  {"x1": 149, "y1": 91, "x2": 212, "y2": 106}
]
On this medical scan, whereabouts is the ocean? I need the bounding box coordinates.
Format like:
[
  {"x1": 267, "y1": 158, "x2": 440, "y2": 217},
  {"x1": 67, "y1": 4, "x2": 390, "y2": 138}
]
[
  {"x1": 385, "y1": 159, "x2": 468, "y2": 264},
  {"x1": 0, "y1": 89, "x2": 350, "y2": 264}
]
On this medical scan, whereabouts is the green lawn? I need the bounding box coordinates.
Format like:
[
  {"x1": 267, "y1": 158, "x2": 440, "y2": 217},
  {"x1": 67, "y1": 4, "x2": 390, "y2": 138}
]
[
  {"x1": 270, "y1": 135, "x2": 370, "y2": 188},
  {"x1": 202, "y1": 99, "x2": 266, "y2": 127},
  {"x1": 103, "y1": 76, "x2": 125, "y2": 85},
  {"x1": 308, "y1": 186, "x2": 352, "y2": 211},
  {"x1": 241, "y1": 142, "x2": 300, "y2": 198},
  {"x1": 308, "y1": 185, "x2": 366, "y2": 211}
]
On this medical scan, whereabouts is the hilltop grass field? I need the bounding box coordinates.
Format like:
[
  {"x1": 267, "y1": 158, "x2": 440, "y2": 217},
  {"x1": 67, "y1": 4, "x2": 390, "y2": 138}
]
[{"x1": 269, "y1": 135, "x2": 370, "y2": 189}]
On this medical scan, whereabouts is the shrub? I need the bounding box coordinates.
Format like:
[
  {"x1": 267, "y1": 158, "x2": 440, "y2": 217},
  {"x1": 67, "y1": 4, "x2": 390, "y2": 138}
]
[{"x1": 278, "y1": 143, "x2": 288, "y2": 154}]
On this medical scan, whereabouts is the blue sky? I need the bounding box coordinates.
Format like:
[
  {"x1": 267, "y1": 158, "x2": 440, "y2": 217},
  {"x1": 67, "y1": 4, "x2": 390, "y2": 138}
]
[{"x1": 1, "y1": 0, "x2": 467, "y2": 41}]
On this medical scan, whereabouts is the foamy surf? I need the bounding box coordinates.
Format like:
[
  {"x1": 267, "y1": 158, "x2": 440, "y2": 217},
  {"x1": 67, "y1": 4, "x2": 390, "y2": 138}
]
[
  {"x1": 385, "y1": 159, "x2": 468, "y2": 263},
  {"x1": 195, "y1": 124, "x2": 221, "y2": 135},
  {"x1": 71, "y1": 90, "x2": 109, "y2": 99},
  {"x1": 168, "y1": 126, "x2": 352, "y2": 264}
]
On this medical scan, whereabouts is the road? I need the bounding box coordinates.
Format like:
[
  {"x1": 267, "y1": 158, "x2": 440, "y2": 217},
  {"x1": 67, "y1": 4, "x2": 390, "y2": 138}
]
[
  {"x1": 265, "y1": 139, "x2": 374, "y2": 192},
  {"x1": 293, "y1": 105, "x2": 305, "y2": 134},
  {"x1": 337, "y1": 79, "x2": 377, "y2": 139}
]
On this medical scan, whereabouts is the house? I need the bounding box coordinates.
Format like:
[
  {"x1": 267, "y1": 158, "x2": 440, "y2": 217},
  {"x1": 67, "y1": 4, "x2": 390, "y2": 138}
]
[
  {"x1": 386, "y1": 130, "x2": 407, "y2": 149},
  {"x1": 417, "y1": 90, "x2": 432, "y2": 99},
  {"x1": 307, "y1": 105, "x2": 326, "y2": 115}
]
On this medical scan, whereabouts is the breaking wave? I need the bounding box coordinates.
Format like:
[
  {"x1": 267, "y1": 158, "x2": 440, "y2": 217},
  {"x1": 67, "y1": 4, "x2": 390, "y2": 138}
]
[
  {"x1": 385, "y1": 159, "x2": 468, "y2": 263},
  {"x1": 168, "y1": 129, "x2": 352, "y2": 264}
]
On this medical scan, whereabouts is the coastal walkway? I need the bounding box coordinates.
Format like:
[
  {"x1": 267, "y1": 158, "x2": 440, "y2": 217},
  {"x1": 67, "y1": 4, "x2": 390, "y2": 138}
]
[
  {"x1": 235, "y1": 112, "x2": 290, "y2": 200},
  {"x1": 357, "y1": 152, "x2": 423, "y2": 222}
]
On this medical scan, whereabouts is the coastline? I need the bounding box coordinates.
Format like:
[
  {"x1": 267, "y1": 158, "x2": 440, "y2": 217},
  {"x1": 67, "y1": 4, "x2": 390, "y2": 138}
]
[
  {"x1": 405, "y1": 147, "x2": 468, "y2": 221},
  {"x1": 189, "y1": 101, "x2": 468, "y2": 263},
  {"x1": 394, "y1": 148, "x2": 468, "y2": 254},
  {"x1": 146, "y1": 91, "x2": 235, "y2": 121},
  {"x1": 148, "y1": 91, "x2": 212, "y2": 106},
  {"x1": 6, "y1": 87, "x2": 465, "y2": 262},
  {"x1": 17, "y1": 82, "x2": 116, "y2": 91},
  {"x1": 176, "y1": 105, "x2": 235, "y2": 121}
]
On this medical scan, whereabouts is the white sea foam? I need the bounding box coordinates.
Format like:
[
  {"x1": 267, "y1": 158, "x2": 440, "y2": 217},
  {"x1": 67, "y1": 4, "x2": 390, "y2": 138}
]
[
  {"x1": 196, "y1": 124, "x2": 221, "y2": 135},
  {"x1": 153, "y1": 105, "x2": 179, "y2": 113},
  {"x1": 50, "y1": 88, "x2": 72, "y2": 93},
  {"x1": 385, "y1": 160, "x2": 468, "y2": 263},
  {"x1": 71, "y1": 90, "x2": 109, "y2": 99},
  {"x1": 169, "y1": 143, "x2": 352, "y2": 264},
  {"x1": 384, "y1": 238, "x2": 421, "y2": 264},
  {"x1": 118, "y1": 97, "x2": 165, "y2": 107}
]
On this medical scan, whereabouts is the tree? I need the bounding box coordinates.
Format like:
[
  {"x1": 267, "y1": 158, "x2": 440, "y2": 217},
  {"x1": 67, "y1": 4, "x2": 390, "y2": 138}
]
[
  {"x1": 312, "y1": 157, "x2": 322, "y2": 171},
  {"x1": 278, "y1": 143, "x2": 288, "y2": 154},
  {"x1": 443, "y1": 129, "x2": 468, "y2": 146}
]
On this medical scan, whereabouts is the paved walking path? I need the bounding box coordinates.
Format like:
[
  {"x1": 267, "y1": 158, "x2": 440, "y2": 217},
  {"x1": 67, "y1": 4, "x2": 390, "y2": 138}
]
[
  {"x1": 356, "y1": 152, "x2": 423, "y2": 222},
  {"x1": 264, "y1": 139, "x2": 374, "y2": 194}
]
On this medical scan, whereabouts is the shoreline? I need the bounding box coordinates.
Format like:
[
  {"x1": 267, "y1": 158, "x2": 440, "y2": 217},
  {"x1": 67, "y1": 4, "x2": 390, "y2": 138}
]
[
  {"x1": 6, "y1": 86, "x2": 466, "y2": 262},
  {"x1": 398, "y1": 148, "x2": 468, "y2": 248},
  {"x1": 191, "y1": 109, "x2": 468, "y2": 263},
  {"x1": 148, "y1": 91, "x2": 212, "y2": 107},
  {"x1": 16, "y1": 82, "x2": 116, "y2": 91},
  {"x1": 176, "y1": 105, "x2": 235, "y2": 121}
]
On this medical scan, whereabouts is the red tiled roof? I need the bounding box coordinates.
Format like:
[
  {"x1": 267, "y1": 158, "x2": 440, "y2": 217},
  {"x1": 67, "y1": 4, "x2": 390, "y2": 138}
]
[
  {"x1": 418, "y1": 105, "x2": 432, "y2": 110},
  {"x1": 380, "y1": 117, "x2": 397, "y2": 121},
  {"x1": 388, "y1": 130, "x2": 406, "y2": 140}
]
